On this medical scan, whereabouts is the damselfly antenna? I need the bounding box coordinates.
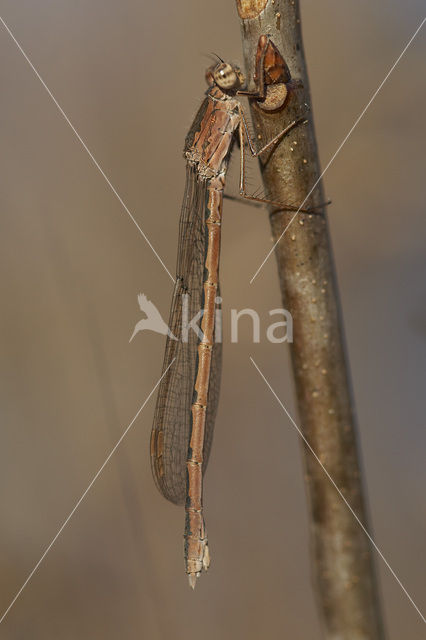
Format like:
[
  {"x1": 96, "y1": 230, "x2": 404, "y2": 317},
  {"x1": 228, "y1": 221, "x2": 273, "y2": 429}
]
[{"x1": 210, "y1": 52, "x2": 224, "y2": 63}]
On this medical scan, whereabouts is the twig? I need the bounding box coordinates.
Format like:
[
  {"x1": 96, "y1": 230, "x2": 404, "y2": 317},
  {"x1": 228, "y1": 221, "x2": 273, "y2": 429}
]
[{"x1": 236, "y1": 1, "x2": 386, "y2": 637}]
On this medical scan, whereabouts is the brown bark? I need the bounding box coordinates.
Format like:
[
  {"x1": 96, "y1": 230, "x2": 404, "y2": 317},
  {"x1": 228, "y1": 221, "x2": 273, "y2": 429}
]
[{"x1": 236, "y1": 1, "x2": 386, "y2": 638}]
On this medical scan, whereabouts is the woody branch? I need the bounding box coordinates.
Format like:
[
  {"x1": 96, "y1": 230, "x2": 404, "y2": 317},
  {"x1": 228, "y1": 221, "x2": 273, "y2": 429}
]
[{"x1": 235, "y1": 1, "x2": 386, "y2": 638}]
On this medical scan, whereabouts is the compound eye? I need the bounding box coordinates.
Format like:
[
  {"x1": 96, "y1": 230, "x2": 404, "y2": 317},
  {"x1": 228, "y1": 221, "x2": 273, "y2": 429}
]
[{"x1": 213, "y1": 63, "x2": 239, "y2": 90}]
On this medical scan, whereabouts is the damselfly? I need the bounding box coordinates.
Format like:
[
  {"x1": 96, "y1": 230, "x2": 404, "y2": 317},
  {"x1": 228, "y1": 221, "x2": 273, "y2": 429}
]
[{"x1": 151, "y1": 35, "x2": 324, "y2": 587}]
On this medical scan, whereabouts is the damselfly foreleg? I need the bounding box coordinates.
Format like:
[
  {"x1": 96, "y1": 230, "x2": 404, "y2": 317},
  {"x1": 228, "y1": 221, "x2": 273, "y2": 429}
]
[
  {"x1": 237, "y1": 105, "x2": 328, "y2": 213},
  {"x1": 239, "y1": 103, "x2": 308, "y2": 159}
]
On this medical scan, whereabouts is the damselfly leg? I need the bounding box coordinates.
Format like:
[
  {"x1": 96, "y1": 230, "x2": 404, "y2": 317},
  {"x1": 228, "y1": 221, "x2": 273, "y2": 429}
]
[
  {"x1": 237, "y1": 105, "x2": 328, "y2": 213},
  {"x1": 236, "y1": 34, "x2": 329, "y2": 214}
]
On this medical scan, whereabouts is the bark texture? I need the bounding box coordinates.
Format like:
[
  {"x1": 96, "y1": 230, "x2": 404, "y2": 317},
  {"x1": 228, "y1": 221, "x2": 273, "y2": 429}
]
[{"x1": 236, "y1": 1, "x2": 386, "y2": 638}]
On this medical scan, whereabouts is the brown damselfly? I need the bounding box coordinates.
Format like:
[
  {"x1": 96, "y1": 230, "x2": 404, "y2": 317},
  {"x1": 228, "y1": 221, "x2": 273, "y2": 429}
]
[{"x1": 151, "y1": 35, "x2": 325, "y2": 588}]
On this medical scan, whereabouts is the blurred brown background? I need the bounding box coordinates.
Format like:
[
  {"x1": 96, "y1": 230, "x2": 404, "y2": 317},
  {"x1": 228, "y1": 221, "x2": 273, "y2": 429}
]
[{"x1": 0, "y1": 1, "x2": 425, "y2": 638}]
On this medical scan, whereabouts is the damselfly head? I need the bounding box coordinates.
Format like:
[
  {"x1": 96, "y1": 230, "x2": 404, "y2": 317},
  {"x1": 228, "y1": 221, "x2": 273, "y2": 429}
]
[{"x1": 206, "y1": 62, "x2": 245, "y2": 93}]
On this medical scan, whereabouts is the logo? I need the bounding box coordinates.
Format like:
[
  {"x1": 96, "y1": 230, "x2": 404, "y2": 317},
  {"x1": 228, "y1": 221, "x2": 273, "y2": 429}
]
[
  {"x1": 130, "y1": 293, "x2": 293, "y2": 344},
  {"x1": 129, "y1": 294, "x2": 176, "y2": 342}
]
